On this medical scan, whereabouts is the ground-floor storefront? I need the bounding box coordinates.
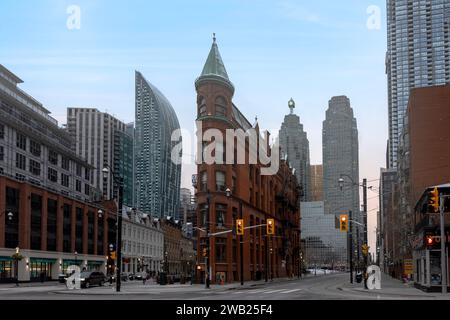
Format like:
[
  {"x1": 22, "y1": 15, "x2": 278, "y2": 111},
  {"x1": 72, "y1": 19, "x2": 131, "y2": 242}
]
[
  {"x1": 121, "y1": 256, "x2": 163, "y2": 274},
  {"x1": 413, "y1": 248, "x2": 450, "y2": 292},
  {"x1": 0, "y1": 248, "x2": 107, "y2": 283}
]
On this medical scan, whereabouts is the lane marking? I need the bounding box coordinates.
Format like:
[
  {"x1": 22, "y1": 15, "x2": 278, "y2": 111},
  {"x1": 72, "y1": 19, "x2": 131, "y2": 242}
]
[
  {"x1": 280, "y1": 289, "x2": 302, "y2": 294},
  {"x1": 262, "y1": 289, "x2": 285, "y2": 294}
]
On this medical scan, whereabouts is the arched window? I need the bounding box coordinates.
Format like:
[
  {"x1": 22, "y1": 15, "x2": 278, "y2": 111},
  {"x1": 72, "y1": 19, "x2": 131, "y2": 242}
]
[
  {"x1": 215, "y1": 96, "x2": 227, "y2": 117},
  {"x1": 198, "y1": 96, "x2": 207, "y2": 117}
]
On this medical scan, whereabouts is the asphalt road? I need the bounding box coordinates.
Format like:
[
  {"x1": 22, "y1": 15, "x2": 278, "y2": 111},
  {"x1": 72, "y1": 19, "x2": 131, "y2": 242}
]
[{"x1": 0, "y1": 273, "x2": 447, "y2": 300}]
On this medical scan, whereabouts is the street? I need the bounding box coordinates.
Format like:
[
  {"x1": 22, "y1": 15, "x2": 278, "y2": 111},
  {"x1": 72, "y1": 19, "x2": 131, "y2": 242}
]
[{"x1": 0, "y1": 273, "x2": 448, "y2": 300}]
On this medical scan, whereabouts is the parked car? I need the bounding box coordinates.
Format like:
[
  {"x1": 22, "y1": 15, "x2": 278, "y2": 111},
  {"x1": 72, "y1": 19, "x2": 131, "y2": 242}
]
[
  {"x1": 134, "y1": 272, "x2": 144, "y2": 281},
  {"x1": 58, "y1": 273, "x2": 67, "y2": 283},
  {"x1": 79, "y1": 271, "x2": 106, "y2": 288},
  {"x1": 128, "y1": 273, "x2": 135, "y2": 281}
]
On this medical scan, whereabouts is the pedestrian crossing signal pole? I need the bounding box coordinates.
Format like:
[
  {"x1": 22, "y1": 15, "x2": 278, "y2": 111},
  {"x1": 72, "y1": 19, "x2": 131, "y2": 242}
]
[{"x1": 439, "y1": 192, "x2": 447, "y2": 294}]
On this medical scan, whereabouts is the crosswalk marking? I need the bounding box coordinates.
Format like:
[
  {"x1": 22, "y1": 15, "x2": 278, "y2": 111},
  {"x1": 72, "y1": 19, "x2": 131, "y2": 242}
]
[
  {"x1": 262, "y1": 289, "x2": 285, "y2": 294},
  {"x1": 280, "y1": 289, "x2": 302, "y2": 294}
]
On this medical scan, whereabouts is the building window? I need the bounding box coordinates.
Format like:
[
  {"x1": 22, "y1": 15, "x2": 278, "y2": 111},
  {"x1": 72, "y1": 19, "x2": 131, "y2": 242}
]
[
  {"x1": 198, "y1": 96, "x2": 207, "y2": 117},
  {"x1": 97, "y1": 216, "x2": 104, "y2": 255},
  {"x1": 200, "y1": 171, "x2": 207, "y2": 192},
  {"x1": 29, "y1": 159, "x2": 41, "y2": 176},
  {"x1": 5, "y1": 187, "x2": 19, "y2": 249},
  {"x1": 85, "y1": 184, "x2": 90, "y2": 196},
  {"x1": 16, "y1": 133, "x2": 26, "y2": 150},
  {"x1": 88, "y1": 212, "x2": 94, "y2": 255},
  {"x1": 85, "y1": 168, "x2": 90, "y2": 181},
  {"x1": 0, "y1": 146, "x2": 3, "y2": 161},
  {"x1": 61, "y1": 157, "x2": 70, "y2": 171},
  {"x1": 48, "y1": 168, "x2": 58, "y2": 182},
  {"x1": 75, "y1": 180, "x2": 82, "y2": 192},
  {"x1": 48, "y1": 150, "x2": 58, "y2": 165},
  {"x1": 30, "y1": 194, "x2": 42, "y2": 250},
  {"x1": 215, "y1": 96, "x2": 227, "y2": 117},
  {"x1": 0, "y1": 124, "x2": 4, "y2": 139},
  {"x1": 30, "y1": 140, "x2": 41, "y2": 157},
  {"x1": 61, "y1": 173, "x2": 70, "y2": 187},
  {"x1": 215, "y1": 238, "x2": 227, "y2": 263},
  {"x1": 47, "y1": 199, "x2": 57, "y2": 251},
  {"x1": 75, "y1": 208, "x2": 83, "y2": 253},
  {"x1": 199, "y1": 204, "x2": 207, "y2": 227},
  {"x1": 76, "y1": 164, "x2": 82, "y2": 177},
  {"x1": 216, "y1": 204, "x2": 226, "y2": 228},
  {"x1": 16, "y1": 153, "x2": 26, "y2": 170},
  {"x1": 215, "y1": 171, "x2": 226, "y2": 192},
  {"x1": 63, "y1": 204, "x2": 71, "y2": 253}
]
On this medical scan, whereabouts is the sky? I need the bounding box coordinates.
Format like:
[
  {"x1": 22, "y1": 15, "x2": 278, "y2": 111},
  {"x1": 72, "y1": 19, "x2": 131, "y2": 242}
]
[{"x1": 0, "y1": 0, "x2": 388, "y2": 254}]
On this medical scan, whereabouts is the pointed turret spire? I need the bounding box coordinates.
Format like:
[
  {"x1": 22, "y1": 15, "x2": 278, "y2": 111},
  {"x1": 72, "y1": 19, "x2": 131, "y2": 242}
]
[{"x1": 196, "y1": 34, "x2": 235, "y2": 94}]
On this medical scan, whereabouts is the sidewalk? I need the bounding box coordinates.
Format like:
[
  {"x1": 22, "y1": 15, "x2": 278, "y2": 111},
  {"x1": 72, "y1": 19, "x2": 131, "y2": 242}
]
[
  {"x1": 0, "y1": 281, "x2": 63, "y2": 289},
  {"x1": 338, "y1": 273, "x2": 449, "y2": 299}
]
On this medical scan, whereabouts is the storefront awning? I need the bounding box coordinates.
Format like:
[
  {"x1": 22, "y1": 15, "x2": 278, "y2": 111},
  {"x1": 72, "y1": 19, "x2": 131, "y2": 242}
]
[
  {"x1": 0, "y1": 256, "x2": 13, "y2": 262},
  {"x1": 30, "y1": 258, "x2": 57, "y2": 264},
  {"x1": 63, "y1": 259, "x2": 82, "y2": 265},
  {"x1": 87, "y1": 261, "x2": 104, "y2": 266}
]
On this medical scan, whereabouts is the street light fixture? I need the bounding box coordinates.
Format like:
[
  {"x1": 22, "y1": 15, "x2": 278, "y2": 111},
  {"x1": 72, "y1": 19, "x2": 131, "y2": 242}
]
[
  {"x1": 1, "y1": 211, "x2": 14, "y2": 221},
  {"x1": 98, "y1": 209, "x2": 103, "y2": 219},
  {"x1": 103, "y1": 165, "x2": 124, "y2": 292}
]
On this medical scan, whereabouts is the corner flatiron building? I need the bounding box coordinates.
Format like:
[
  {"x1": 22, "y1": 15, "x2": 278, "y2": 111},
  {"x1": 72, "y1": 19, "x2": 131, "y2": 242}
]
[
  {"x1": 279, "y1": 99, "x2": 311, "y2": 202},
  {"x1": 386, "y1": 0, "x2": 450, "y2": 168},
  {"x1": 134, "y1": 71, "x2": 181, "y2": 218},
  {"x1": 322, "y1": 96, "x2": 360, "y2": 263}
]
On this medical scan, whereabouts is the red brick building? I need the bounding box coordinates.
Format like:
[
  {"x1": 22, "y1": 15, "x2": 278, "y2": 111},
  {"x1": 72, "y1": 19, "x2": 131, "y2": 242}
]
[
  {"x1": 0, "y1": 175, "x2": 117, "y2": 282},
  {"x1": 408, "y1": 85, "x2": 450, "y2": 205},
  {"x1": 194, "y1": 37, "x2": 301, "y2": 284}
]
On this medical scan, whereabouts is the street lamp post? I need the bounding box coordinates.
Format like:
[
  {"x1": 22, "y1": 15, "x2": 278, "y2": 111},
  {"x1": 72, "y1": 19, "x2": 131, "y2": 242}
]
[
  {"x1": 74, "y1": 251, "x2": 78, "y2": 266},
  {"x1": 205, "y1": 192, "x2": 211, "y2": 289},
  {"x1": 103, "y1": 165, "x2": 123, "y2": 292},
  {"x1": 225, "y1": 188, "x2": 244, "y2": 286}
]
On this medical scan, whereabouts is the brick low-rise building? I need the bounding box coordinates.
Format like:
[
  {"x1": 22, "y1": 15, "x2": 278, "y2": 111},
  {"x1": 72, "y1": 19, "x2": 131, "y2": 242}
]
[
  {"x1": 194, "y1": 37, "x2": 301, "y2": 284},
  {"x1": 0, "y1": 64, "x2": 116, "y2": 283}
]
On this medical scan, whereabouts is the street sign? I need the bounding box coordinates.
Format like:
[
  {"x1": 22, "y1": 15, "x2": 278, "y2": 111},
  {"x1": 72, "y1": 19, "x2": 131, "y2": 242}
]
[{"x1": 362, "y1": 244, "x2": 369, "y2": 256}]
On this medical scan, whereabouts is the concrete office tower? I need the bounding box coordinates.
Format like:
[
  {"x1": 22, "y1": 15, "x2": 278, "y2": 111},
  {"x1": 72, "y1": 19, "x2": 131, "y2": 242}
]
[
  {"x1": 386, "y1": 0, "x2": 450, "y2": 168},
  {"x1": 67, "y1": 108, "x2": 134, "y2": 207},
  {"x1": 135, "y1": 71, "x2": 181, "y2": 218},
  {"x1": 322, "y1": 96, "x2": 360, "y2": 260},
  {"x1": 279, "y1": 98, "x2": 311, "y2": 201},
  {"x1": 310, "y1": 165, "x2": 323, "y2": 201}
]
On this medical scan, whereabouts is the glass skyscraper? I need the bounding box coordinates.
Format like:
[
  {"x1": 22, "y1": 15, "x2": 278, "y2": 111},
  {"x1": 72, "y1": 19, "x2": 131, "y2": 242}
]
[
  {"x1": 386, "y1": 0, "x2": 450, "y2": 168},
  {"x1": 134, "y1": 71, "x2": 181, "y2": 218},
  {"x1": 301, "y1": 202, "x2": 347, "y2": 269}
]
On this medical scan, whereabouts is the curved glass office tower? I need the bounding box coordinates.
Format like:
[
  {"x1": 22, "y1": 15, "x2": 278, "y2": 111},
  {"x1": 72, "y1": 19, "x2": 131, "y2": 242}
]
[{"x1": 135, "y1": 71, "x2": 181, "y2": 218}]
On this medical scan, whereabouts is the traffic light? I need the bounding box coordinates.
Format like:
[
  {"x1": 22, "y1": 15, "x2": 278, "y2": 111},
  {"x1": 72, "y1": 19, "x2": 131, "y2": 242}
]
[
  {"x1": 428, "y1": 187, "x2": 440, "y2": 213},
  {"x1": 426, "y1": 235, "x2": 434, "y2": 248},
  {"x1": 339, "y1": 215, "x2": 348, "y2": 232},
  {"x1": 266, "y1": 219, "x2": 275, "y2": 235},
  {"x1": 110, "y1": 251, "x2": 116, "y2": 260},
  {"x1": 202, "y1": 248, "x2": 208, "y2": 257},
  {"x1": 236, "y1": 219, "x2": 244, "y2": 235},
  {"x1": 362, "y1": 244, "x2": 369, "y2": 256}
]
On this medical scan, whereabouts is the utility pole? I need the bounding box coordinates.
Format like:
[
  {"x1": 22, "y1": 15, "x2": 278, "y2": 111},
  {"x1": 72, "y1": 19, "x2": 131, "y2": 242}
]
[
  {"x1": 363, "y1": 178, "x2": 368, "y2": 288},
  {"x1": 205, "y1": 192, "x2": 211, "y2": 289},
  {"x1": 440, "y1": 194, "x2": 447, "y2": 294},
  {"x1": 239, "y1": 201, "x2": 244, "y2": 286},
  {"x1": 349, "y1": 210, "x2": 353, "y2": 284},
  {"x1": 265, "y1": 214, "x2": 268, "y2": 282}
]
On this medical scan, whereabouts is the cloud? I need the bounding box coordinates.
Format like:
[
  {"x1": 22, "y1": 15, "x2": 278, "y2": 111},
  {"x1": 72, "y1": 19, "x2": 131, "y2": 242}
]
[{"x1": 278, "y1": 1, "x2": 320, "y2": 23}]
